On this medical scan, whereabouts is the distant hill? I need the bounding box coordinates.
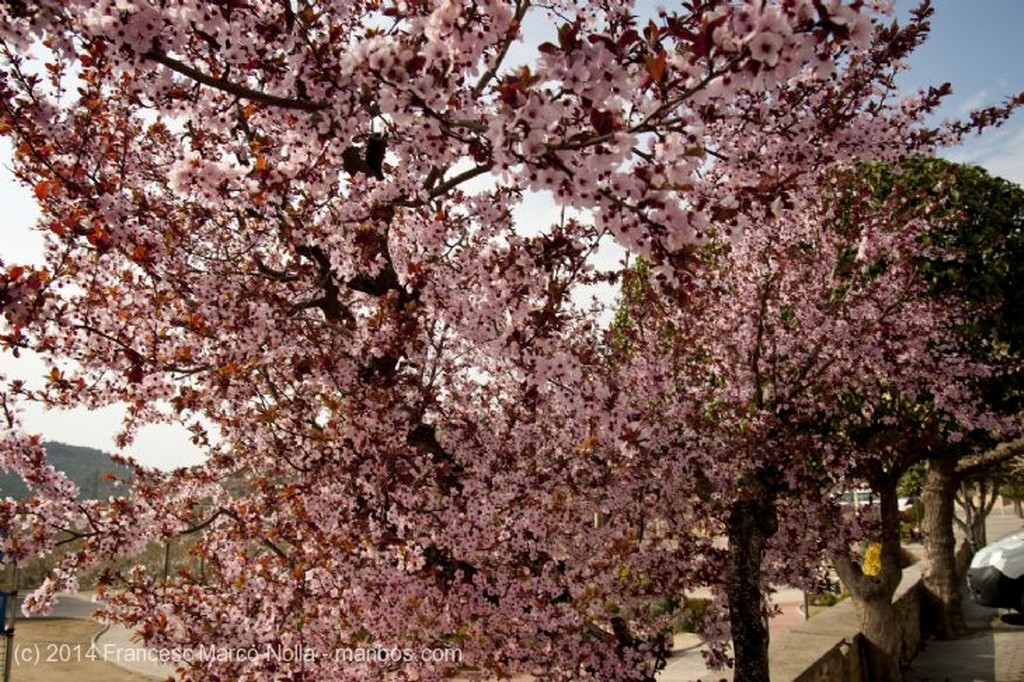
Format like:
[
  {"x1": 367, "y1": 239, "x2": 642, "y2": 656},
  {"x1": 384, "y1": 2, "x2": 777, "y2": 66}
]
[{"x1": 0, "y1": 441, "x2": 133, "y2": 500}]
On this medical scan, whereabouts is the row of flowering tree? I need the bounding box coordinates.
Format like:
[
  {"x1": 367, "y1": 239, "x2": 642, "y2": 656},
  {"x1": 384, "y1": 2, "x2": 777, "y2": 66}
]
[
  {"x1": 609, "y1": 157, "x2": 1021, "y2": 680},
  {"x1": 0, "y1": 1, "x2": 1020, "y2": 681}
]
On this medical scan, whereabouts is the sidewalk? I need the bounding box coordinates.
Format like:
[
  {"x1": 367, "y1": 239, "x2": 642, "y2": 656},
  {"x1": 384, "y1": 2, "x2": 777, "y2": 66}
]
[
  {"x1": 657, "y1": 587, "x2": 808, "y2": 681},
  {"x1": 907, "y1": 510, "x2": 1024, "y2": 682},
  {"x1": 659, "y1": 508, "x2": 1024, "y2": 682}
]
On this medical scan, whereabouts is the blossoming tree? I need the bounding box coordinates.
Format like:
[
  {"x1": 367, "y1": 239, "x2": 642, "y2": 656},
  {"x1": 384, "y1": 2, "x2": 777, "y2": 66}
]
[
  {"x1": 607, "y1": 157, "x2": 1018, "y2": 680},
  {"x1": 0, "y1": 1, "x2": 1018, "y2": 680}
]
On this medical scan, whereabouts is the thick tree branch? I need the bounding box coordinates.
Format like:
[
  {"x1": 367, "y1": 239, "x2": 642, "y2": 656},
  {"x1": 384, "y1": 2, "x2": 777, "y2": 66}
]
[
  {"x1": 347, "y1": 269, "x2": 401, "y2": 297},
  {"x1": 254, "y1": 255, "x2": 300, "y2": 282},
  {"x1": 425, "y1": 163, "x2": 495, "y2": 199},
  {"x1": 143, "y1": 49, "x2": 328, "y2": 112},
  {"x1": 294, "y1": 244, "x2": 355, "y2": 324},
  {"x1": 407, "y1": 423, "x2": 463, "y2": 494},
  {"x1": 957, "y1": 438, "x2": 1024, "y2": 477}
]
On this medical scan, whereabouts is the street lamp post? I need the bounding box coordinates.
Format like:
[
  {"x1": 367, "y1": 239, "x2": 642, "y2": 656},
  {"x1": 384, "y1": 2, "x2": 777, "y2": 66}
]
[{"x1": 2, "y1": 562, "x2": 17, "y2": 682}]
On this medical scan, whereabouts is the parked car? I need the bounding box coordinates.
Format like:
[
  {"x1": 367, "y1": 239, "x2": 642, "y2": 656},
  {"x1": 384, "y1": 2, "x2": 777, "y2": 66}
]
[
  {"x1": 967, "y1": 531, "x2": 1024, "y2": 612},
  {"x1": 834, "y1": 488, "x2": 877, "y2": 508},
  {"x1": 833, "y1": 488, "x2": 915, "y2": 511}
]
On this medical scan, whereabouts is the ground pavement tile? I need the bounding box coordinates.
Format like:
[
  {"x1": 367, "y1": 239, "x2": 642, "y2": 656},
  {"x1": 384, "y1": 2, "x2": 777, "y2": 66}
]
[
  {"x1": 994, "y1": 614, "x2": 1024, "y2": 682},
  {"x1": 907, "y1": 511, "x2": 1024, "y2": 682}
]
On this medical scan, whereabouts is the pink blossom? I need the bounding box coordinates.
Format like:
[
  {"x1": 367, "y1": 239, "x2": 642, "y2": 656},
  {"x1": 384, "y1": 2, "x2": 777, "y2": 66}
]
[
  {"x1": 0, "y1": 0, "x2": 1018, "y2": 679},
  {"x1": 749, "y1": 31, "x2": 785, "y2": 68}
]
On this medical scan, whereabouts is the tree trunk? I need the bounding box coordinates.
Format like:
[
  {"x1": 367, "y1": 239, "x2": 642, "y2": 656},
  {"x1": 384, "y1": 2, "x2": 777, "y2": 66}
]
[
  {"x1": 920, "y1": 455, "x2": 966, "y2": 639},
  {"x1": 725, "y1": 489, "x2": 778, "y2": 682},
  {"x1": 854, "y1": 595, "x2": 903, "y2": 682},
  {"x1": 973, "y1": 480, "x2": 998, "y2": 548},
  {"x1": 831, "y1": 474, "x2": 904, "y2": 681},
  {"x1": 1014, "y1": 498, "x2": 1022, "y2": 518},
  {"x1": 956, "y1": 480, "x2": 995, "y2": 550},
  {"x1": 970, "y1": 506, "x2": 987, "y2": 549}
]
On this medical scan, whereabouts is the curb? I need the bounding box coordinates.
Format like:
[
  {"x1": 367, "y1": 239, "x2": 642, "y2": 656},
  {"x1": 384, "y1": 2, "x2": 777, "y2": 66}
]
[{"x1": 90, "y1": 621, "x2": 171, "y2": 681}]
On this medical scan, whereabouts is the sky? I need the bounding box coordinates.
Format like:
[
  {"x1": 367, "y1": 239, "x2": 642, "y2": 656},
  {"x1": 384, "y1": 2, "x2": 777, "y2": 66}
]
[
  {"x1": 1, "y1": 0, "x2": 1023, "y2": 471},
  {"x1": 894, "y1": 0, "x2": 1024, "y2": 184}
]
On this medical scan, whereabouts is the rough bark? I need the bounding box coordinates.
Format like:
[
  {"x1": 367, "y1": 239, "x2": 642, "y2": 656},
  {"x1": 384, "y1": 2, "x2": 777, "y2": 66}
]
[
  {"x1": 955, "y1": 479, "x2": 997, "y2": 550},
  {"x1": 725, "y1": 488, "x2": 778, "y2": 682},
  {"x1": 855, "y1": 594, "x2": 903, "y2": 682},
  {"x1": 956, "y1": 438, "x2": 1024, "y2": 478},
  {"x1": 969, "y1": 501, "x2": 988, "y2": 549},
  {"x1": 831, "y1": 476, "x2": 904, "y2": 681},
  {"x1": 1014, "y1": 498, "x2": 1022, "y2": 518},
  {"x1": 975, "y1": 480, "x2": 999, "y2": 546},
  {"x1": 920, "y1": 455, "x2": 966, "y2": 639}
]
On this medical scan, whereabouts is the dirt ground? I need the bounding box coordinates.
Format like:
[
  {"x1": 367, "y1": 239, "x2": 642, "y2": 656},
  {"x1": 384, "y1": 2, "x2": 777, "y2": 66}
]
[{"x1": 4, "y1": 619, "x2": 154, "y2": 682}]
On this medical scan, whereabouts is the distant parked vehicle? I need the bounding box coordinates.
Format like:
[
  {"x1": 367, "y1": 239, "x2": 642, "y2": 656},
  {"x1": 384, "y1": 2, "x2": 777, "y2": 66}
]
[
  {"x1": 968, "y1": 531, "x2": 1024, "y2": 612},
  {"x1": 833, "y1": 488, "x2": 915, "y2": 511},
  {"x1": 836, "y1": 489, "x2": 875, "y2": 507}
]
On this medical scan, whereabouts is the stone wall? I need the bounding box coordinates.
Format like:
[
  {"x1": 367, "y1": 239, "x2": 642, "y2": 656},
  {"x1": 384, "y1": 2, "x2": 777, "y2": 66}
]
[
  {"x1": 892, "y1": 562, "x2": 924, "y2": 667},
  {"x1": 767, "y1": 599, "x2": 864, "y2": 682},
  {"x1": 768, "y1": 548, "x2": 962, "y2": 682}
]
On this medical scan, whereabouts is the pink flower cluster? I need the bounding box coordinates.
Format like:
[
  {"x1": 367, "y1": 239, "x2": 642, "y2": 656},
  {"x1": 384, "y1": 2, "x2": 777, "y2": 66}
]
[{"x1": 0, "y1": 1, "x2": 1019, "y2": 679}]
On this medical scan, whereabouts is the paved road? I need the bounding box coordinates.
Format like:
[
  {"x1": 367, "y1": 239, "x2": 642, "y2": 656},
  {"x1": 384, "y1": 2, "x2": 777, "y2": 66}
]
[
  {"x1": 13, "y1": 591, "x2": 100, "y2": 620},
  {"x1": 8, "y1": 591, "x2": 174, "y2": 680}
]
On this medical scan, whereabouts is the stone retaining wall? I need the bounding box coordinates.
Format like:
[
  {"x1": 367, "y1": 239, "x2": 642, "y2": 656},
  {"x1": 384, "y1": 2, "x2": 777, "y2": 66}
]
[{"x1": 769, "y1": 539, "x2": 970, "y2": 682}]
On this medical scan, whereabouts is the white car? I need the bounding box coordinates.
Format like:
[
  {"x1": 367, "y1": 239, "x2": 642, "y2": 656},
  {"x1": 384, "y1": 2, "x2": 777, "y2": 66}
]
[
  {"x1": 835, "y1": 489, "x2": 875, "y2": 507},
  {"x1": 968, "y1": 531, "x2": 1024, "y2": 612},
  {"x1": 833, "y1": 489, "x2": 915, "y2": 511}
]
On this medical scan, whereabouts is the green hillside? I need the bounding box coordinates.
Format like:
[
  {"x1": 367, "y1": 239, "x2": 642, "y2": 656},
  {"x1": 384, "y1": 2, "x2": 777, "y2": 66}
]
[{"x1": 0, "y1": 441, "x2": 133, "y2": 500}]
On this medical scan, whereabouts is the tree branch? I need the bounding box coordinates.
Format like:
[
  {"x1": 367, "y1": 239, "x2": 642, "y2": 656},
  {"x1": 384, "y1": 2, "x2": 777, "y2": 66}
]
[
  {"x1": 472, "y1": 0, "x2": 530, "y2": 97},
  {"x1": 957, "y1": 438, "x2": 1024, "y2": 478},
  {"x1": 425, "y1": 163, "x2": 494, "y2": 199},
  {"x1": 180, "y1": 508, "x2": 231, "y2": 536},
  {"x1": 143, "y1": 49, "x2": 328, "y2": 112},
  {"x1": 294, "y1": 244, "x2": 356, "y2": 324}
]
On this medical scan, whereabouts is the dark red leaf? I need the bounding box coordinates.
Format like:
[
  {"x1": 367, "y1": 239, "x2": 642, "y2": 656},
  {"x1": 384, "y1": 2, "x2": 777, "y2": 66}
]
[{"x1": 590, "y1": 108, "x2": 615, "y2": 135}]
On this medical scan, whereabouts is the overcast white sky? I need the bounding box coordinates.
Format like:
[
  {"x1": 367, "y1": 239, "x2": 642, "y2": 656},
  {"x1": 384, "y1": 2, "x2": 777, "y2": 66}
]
[{"x1": 1, "y1": 0, "x2": 1023, "y2": 470}]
